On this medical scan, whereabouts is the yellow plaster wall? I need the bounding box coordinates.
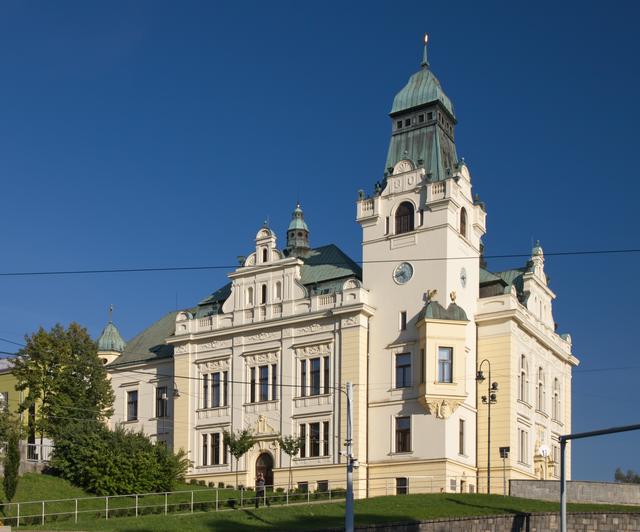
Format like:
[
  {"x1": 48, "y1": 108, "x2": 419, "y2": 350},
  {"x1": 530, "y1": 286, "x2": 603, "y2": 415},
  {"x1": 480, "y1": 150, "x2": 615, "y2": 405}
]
[{"x1": 172, "y1": 352, "x2": 192, "y2": 455}]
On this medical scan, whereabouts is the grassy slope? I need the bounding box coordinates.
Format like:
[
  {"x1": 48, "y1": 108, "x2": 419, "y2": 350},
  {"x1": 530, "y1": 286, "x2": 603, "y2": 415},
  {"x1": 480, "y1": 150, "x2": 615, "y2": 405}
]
[{"x1": 24, "y1": 493, "x2": 640, "y2": 532}]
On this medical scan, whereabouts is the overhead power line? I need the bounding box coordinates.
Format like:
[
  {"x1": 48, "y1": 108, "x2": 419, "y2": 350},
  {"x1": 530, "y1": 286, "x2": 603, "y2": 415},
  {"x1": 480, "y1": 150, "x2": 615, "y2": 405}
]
[{"x1": 0, "y1": 247, "x2": 638, "y2": 277}]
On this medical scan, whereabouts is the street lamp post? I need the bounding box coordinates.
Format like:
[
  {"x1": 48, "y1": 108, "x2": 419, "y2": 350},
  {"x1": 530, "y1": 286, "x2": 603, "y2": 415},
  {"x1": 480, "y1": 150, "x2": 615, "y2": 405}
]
[{"x1": 476, "y1": 359, "x2": 498, "y2": 495}]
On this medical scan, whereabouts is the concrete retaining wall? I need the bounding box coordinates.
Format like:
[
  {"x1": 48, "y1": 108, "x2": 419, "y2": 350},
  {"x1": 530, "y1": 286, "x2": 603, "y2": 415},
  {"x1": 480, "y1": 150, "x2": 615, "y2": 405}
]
[
  {"x1": 510, "y1": 479, "x2": 640, "y2": 506},
  {"x1": 351, "y1": 513, "x2": 640, "y2": 531}
]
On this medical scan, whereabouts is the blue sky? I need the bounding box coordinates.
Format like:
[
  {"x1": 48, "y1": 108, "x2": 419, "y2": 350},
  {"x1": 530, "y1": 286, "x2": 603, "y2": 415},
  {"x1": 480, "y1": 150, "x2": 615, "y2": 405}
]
[{"x1": 1, "y1": 1, "x2": 639, "y2": 480}]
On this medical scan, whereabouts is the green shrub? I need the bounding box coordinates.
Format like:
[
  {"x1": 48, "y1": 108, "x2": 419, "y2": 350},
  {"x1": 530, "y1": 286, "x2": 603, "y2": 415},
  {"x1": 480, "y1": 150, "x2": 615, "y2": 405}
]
[
  {"x1": 218, "y1": 482, "x2": 225, "y2": 488},
  {"x1": 50, "y1": 422, "x2": 190, "y2": 496}
]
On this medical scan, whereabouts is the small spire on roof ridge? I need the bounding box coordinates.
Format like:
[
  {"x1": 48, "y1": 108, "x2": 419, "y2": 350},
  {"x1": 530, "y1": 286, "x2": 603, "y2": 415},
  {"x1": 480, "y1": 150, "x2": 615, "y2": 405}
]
[{"x1": 421, "y1": 33, "x2": 430, "y2": 68}]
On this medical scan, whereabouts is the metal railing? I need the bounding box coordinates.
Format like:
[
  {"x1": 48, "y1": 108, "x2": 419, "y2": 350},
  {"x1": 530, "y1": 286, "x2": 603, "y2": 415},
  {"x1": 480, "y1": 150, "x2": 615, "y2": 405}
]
[
  {"x1": 26, "y1": 443, "x2": 54, "y2": 463},
  {"x1": 0, "y1": 475, "x2": 487, "y2": 528}
]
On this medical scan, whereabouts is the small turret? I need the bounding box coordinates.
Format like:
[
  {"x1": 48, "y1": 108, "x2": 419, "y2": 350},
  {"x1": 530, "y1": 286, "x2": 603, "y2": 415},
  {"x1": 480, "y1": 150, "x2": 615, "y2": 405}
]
[
  {"x1": 97, "y1": 305, "x2": 126, "y2": 366},
  {"x1": 285, "y1": 203, "x2": 310, "y2": 257}
]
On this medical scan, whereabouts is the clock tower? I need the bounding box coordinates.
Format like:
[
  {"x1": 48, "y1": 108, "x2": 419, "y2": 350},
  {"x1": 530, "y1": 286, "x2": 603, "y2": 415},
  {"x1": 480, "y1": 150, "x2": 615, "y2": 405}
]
[{"x1": 356, "y1": 36, "x2": 487, "y2": 485}]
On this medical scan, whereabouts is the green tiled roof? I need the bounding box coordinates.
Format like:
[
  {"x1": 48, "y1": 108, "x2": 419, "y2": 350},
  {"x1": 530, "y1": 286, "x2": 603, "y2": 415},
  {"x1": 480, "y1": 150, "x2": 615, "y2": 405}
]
[
  {"x1": 391, "y1": 65, "x2": 454, "y2": 117},
  {"x1": 419, "y1": 300, "x2": 468, "y2": 322},
  {"x1": 109, "y1": 311, "x2": 179, "y2": 368},
  {"x1": 300, "y1": 244, "x2": 361, "y2": 285},
  {"x1": 479, "y1": 268, "x2": 502, "y2": 285}
]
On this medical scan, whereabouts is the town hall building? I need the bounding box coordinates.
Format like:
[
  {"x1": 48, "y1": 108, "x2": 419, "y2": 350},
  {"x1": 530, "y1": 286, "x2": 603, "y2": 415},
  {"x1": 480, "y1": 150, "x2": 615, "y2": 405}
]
[{"x1": 98, "y1": 37, "x2": 578, "y2": 496}]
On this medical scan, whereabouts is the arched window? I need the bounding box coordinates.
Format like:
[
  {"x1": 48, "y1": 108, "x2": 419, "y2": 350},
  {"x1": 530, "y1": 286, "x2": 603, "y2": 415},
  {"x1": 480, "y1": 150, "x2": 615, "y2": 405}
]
[
  {"x1": 246, "y1": 287, "x2": 254, "y2": 306},
  {"x1": 261, "y1": 284, "x2": 267, "y2": 305},
  {"x1": 274, "y1": 281, "x2": 282, "y2": 301},
  {"x1": 460, "y1": 208, "x2": 467, "y2": 238},
  {"x1": 262, "y1": 248, "x2": 268, "y2": 263},
  {"x1": 553, "y1": 378, "x2": 560, "y2": 421},
  {"x1": 536, "y1": 367, "x2": 545, "y2": 411},
  {"x1": 518, "y1": 355, "x2": 528, "y2": 403},
  {"x1": 395, "y1": 202, "x2": 414, "y2": 235}
]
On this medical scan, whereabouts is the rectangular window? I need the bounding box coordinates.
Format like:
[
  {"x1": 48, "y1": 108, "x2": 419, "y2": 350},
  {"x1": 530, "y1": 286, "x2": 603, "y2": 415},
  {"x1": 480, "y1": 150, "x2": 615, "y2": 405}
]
[
  {"x1": 127, "y1": 390, "x2": 138, "y2": 421},
  {"x1": 323, "y1": 421, "x2": 330, "y2": 456},
  {"x1": 317, "y1": 480, "x2": 329, "y2": 493},
  {"x1": 299, "y1": 424, "x2": 306, "y2": 458},
  {"x1": 309, "y1": 422, "x2": 320, "y2": 457},
  {"x1": 156, "y1": 386, "x2": 168, "y2": 418},
  {"x1": 420, "y1": 348, "x2": 426, "y2": 384},
  {"x1": 298, "y1": 481, "x2": 308, "y2": 493},
  {"x1": 450, "y1": 478, "x2": 457, "y2": 492},
  {"x1": 459, "y1": 419, "x2": 465, "y2": 455},
  {"x1": 300, "y1": 360, "x2": 307, "y2": 397},
  {"x1": 419, "y1": 209, "x2": 424, "y2": 226},
  {"x1": 395, "y1": 353, "x2": 411, "y2": 388},
  {"x1": 404, "y1": 118, "x2": 411, "y2": 127},
  {"x1": 396, "y1": 120, "x2": 402, "y2": 129},
  {"x1": 395, "y1": 416, "x2": 411, "y2": 453},
  {"x1": 399, "y1": 311, "x2": 407, "y2": 331},
  {"x1": 272, "y1": 364, "x2": 277, "y2": 401},
  {"x1": 250, "y1": 367, "x2": 256, "y2": 403},
  {"x1": 418, "y1": 114, "x2": 424, "y2": 123},
  {"x1": 212, "y1": 433, "x2": 221, "y2": 465},
  {"x1": 212, "y1": 373, "x2": 221, "y2": 407},
  {"x1": 322, "y1": 357, "x2": 329, "y2": 394},
  {"x1": 427, "y1": 112, "x2": 433, "y2": 120},
  {"x1": 518, "y1": 428, "x2": 529, "y2": 464},
  {"x1": 203, "y1": 374, "x2": 209, "y2": 409},
  {"x1": 310, "y1": 358, "x2": 321, "y2": 396},
  {"x1": 223, "y1": 371, "x2": 228, "y2": 407},
  {"x1": 438, "y1": 347, "x2": 453, "y2": 383},
  {"x1": 259, "y1": 365, "x2": 269, "y2": 402},
  {"x1": 396, "y1": 477, "x2": 408, "y2": 495},
  {"x1": 202, "y1": 434, "x2": 208, "y2": 466}
]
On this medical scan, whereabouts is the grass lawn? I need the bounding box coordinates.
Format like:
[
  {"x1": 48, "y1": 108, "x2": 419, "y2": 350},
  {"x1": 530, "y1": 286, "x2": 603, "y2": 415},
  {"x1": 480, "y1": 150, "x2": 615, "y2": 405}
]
[{"x1": 17, "y1": 493, "x2": 640, "y2": 532}]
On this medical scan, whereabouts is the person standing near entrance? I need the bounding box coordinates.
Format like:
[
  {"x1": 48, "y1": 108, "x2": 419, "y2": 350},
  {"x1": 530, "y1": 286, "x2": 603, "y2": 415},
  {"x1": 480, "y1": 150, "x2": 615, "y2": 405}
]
[{"x1": 255, "y1": 473, "x2": 266, "y2": 508}]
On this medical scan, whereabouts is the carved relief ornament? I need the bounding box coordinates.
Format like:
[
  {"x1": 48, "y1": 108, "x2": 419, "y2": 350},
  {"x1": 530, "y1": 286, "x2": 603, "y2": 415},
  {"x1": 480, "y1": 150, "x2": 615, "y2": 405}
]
[
  {"x1": 425, "y1": 399, "x2": 462, "y2": 419},
  {"x1": 296, "y1": 323, "x2": 321, "y2": 334},
  {"x1": 245, "y1": 351, "x2": 279, "y2": 366},
  {"x1": 295, "y1": 343, "x2": 331, "y2": 358},
  {"x1": 198, "y1": 358, "x2": 230, "y2": 372},
  {"x1": 247, "y1": 331, "x2": 278, "y2": 342}
]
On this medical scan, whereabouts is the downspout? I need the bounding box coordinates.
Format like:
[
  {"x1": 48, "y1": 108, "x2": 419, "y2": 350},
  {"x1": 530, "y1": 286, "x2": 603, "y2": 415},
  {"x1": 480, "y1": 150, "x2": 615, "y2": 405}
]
[
  {"x1": 365, "y1": 316, "x2": 371, "y2": 498},
  {"x1": 475, "y1": 322, "x2": 479, "y2": 492}
]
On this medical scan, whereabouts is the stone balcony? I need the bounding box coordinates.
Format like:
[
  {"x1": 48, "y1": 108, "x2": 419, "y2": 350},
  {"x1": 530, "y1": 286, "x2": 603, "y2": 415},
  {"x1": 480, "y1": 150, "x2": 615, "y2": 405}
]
[{"x1": 176, "y1": 287, "x2": 370, "y2": 335}]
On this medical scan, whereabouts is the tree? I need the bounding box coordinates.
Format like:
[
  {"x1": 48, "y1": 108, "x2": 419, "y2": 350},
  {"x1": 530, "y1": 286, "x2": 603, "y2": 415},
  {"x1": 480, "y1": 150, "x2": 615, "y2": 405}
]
[
  {"x1": 277, "y1": 434, "x2": 302, "y2": 492},
  {"x1": 12, "y1": 323, "x2": 115, "y2": 443},
  {"x1": 222, "y1": 428, "x2": 256, "y2": 489},
  {"x1": 614, "y1": 467, "x2": 640, "y2": 484},
  {"x1": 0, "y1": 411, "x2": 21, "y2": 504}
]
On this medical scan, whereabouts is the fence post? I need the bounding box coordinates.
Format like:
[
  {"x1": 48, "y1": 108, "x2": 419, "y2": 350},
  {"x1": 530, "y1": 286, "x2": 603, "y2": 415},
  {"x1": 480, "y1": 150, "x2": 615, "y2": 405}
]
[
  {"x1": 41, "y1": 500, "x2": 45, "y2": 526},
  {"x1": 17, "y1": 502, "x2": 20, "y2": 528},
  {"x1": 164, "y1": 492, "x2": 168, "y2": 515},
  {"x1": 307, "y1": 488, "x2": 310, "y2": 505},
  {"x1": 75, "y1": 498, "x2": 78, "y2": 523},
  {"x1": 191, "y1": 491, "x2": 195, "y2": 513},
  {"x1": 105, "y1": 496, "x2": 109, "y2": 520},
  {"x1": 135, "y1": 494, "x2": 139, "y2": 517},
  {"x1": 286, "y1": 490, "x2": 289, "y2": 505},
  {"x1": 240, "y1": 487, "x2": 243, "y2": 508},
  {"x1": 215, "y1": 489, "x2": 218, "y2": 512}
]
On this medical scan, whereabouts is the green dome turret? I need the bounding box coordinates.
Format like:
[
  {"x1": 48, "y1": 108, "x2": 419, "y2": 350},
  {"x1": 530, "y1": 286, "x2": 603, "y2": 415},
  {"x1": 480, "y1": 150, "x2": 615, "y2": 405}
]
[
  {"x1": 97, "y1": 321, "x2": 126, "y2": 353},
  {"x1": 385, "y1": 35, "x2": 458, "y2": 182},
  {"x1": 285, "y1": 202, "x2": 310, "y2": 257}
]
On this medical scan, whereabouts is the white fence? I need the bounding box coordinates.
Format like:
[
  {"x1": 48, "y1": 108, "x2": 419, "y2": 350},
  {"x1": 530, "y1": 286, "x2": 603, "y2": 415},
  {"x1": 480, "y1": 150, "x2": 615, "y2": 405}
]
[{"x1": 0, "y1": 475, "x2": 487, "y2": 528}]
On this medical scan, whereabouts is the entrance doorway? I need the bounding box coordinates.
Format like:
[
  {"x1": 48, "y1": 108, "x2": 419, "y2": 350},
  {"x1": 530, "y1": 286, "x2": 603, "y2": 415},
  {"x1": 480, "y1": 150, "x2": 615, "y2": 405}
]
[{"x1": 255, "y1": 452, "x2": 274, "y2": 488}]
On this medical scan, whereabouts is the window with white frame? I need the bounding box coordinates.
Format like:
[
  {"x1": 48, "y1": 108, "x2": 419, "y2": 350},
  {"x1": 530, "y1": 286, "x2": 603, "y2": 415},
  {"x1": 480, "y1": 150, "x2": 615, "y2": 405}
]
[
  {"x1": 274, "y1": 281, "x2": 282, "y2": 301},
  {"x1": 155, "y1": 386, "x2": 168, "y2": 418},
  {"x1": 126, "y1": 390, "x2": 138, "y2": 421},
  {"x1": 201, "y1": 368, "x2": 229, "y2": 409},
  {"x1": 298, "y1": 348, "x2": 331, "y2": 397},
  {"x1": 201, "y1": 431, "x2": 228, "y2": 466},
  {"x1": 552, "y1": 378, "x2": 561, "y2": 422},
  {"x1": 459, "y1": 419, "x2": 465, "y2": 455},
  {"x1": 536, "y1": 367, "x2": 545, "y2": 412},
  {"x1": 437, "y1": 347, "x2": 453, "y2": 383},
  {"x1": 395, "y1": 416, "x2": 411, "y2": 453},
  {"x1": 518, "y1": 428, "x2": 529, "y2": 464},
  {"x1": 246, "y1": 355, "x2": 278, "y2": 403},
  {"x1": 298, "y1": 420, "x2": 330, "y2": 458},
  {"x1": 518, "y1": 355, "x2": 529, "y2": 403}
]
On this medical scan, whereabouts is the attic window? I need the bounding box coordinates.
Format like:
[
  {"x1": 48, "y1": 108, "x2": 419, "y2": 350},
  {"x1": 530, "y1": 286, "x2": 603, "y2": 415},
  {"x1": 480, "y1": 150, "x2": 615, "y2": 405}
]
[
  {"x1": 396, "y1": 120, "x2": 403, "y2": 129},
  {"x1": 418, "y1": 114, "x2": 425, "y2": 123},
  {"x1": 262, "y1": 248, "x2": 268, "y2": 262},
  {"x1": 404, "y1": 118, "x2": 411, "y2": 127},
  {"x1": 427, "y1": 112, "x2": 433, "y2": 120}
]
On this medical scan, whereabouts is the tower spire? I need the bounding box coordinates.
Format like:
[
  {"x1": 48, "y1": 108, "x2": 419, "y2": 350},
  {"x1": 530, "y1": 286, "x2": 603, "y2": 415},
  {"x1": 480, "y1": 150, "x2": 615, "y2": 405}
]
[{"x1": 421, "y1": 33, "x2": 429, "y2": 68}]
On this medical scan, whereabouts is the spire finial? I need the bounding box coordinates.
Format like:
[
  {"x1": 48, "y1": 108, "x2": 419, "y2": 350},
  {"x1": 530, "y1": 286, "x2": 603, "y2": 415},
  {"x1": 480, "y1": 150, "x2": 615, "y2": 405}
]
[
  {"x1": 421, "y1": 33, "x2": 429, "y2": 68},
  {"x1": 108, "y1": 304, "x2": 113, "y2": 323}
]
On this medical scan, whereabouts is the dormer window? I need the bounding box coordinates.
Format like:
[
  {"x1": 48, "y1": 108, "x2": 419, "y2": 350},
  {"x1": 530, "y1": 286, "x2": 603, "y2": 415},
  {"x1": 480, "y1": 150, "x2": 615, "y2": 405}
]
[
  {"x1": 404, "y1": 118, "x2": 411, "y2": 127},
  {"x1": 395, "y1": 202, "x2": 414, "y2": 235},
  {"x1": 396, "y1": 120, "x2": 403, "y2": 129},
  {"x1": 418, "y1": 114, "x2": 424, "y2": 123}
]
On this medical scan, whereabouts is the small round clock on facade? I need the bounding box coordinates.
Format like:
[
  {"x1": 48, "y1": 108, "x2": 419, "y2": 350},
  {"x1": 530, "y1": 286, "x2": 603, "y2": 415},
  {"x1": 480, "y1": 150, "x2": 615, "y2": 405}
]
[
  {"x1": 460, "y1": 267, "x2": 467, "y2": 288},
  {"x1": 393, "y1": 262, "x2": 414, "y2": 284}
]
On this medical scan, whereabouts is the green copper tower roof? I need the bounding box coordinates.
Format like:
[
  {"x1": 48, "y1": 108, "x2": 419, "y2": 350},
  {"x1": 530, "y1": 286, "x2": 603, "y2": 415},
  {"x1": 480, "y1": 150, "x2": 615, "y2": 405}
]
[
  {"x1": 384, "y1": 35, "x2": 458, "y2": 182},
  {"x1": 390, "y1": 36, "x2": 454, "y2": 117},
  {"x1": 97, "y1": 321, "x2": 126, "y2": 353},
  {"x1": 287, "y1": 203, "x2": 309, "y2": 232},
  {"x1": 286, "y1": 202, "x2": 310, "y2": 255}
]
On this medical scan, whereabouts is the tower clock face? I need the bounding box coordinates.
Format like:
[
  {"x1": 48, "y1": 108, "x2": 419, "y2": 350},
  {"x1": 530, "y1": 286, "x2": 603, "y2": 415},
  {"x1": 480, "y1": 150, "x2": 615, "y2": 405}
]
[
  {"x1": 393, "y1": 262, "x2": 414, "y2": 285},
  {"x1": 460, "y1": 267, "x2": 467, "y2": 288}
]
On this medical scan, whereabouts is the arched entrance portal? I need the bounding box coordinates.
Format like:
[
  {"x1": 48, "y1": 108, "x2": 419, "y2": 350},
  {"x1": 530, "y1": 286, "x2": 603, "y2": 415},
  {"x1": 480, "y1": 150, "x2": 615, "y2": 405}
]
[{"x1": 255, "y1": 452, "x2": 274, "y2": 488}]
